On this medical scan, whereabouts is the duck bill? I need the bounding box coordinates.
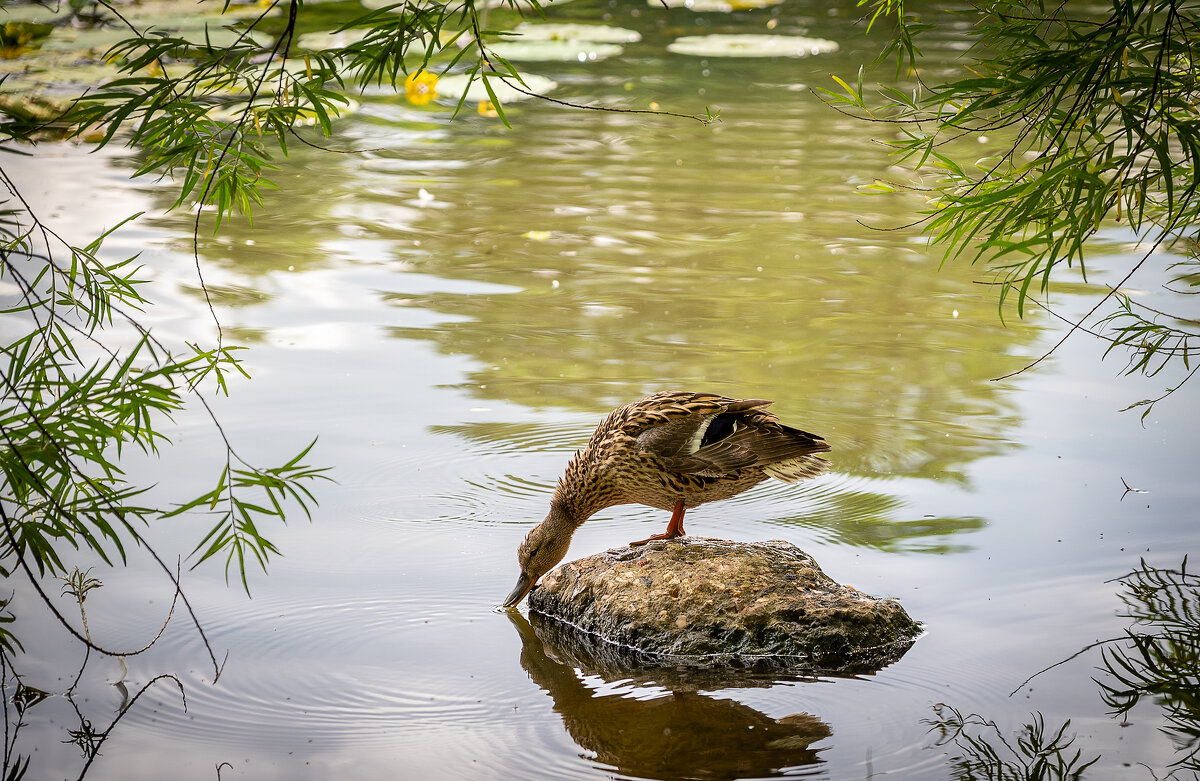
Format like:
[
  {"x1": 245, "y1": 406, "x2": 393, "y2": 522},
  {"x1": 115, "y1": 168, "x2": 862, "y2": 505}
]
[{"x1": 503, "y1": 572, "x2": 535, "y2": 608}]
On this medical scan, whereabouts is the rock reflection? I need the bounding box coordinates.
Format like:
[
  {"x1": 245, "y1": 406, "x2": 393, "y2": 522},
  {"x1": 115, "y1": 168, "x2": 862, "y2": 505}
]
[{"x1": 509, "y1": 611, "x2": 832, "y2": 779}]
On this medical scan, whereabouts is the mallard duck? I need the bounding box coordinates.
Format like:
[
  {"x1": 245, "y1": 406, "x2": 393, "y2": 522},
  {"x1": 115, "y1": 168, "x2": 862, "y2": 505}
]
[{"x1": 503, "y1": 391, "x2": 830, "y2": 607}]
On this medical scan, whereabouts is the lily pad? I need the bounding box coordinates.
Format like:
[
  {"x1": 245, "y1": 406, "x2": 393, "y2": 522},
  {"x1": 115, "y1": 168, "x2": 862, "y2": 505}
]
[
  {"x1": 487, "y1": 39, "x2": 622, "y2": 62},
  {"x1": 0, "y1": 20, "x2": 53, "y2": 51},
  {"x1": 435, "y1": 72, "x2": 556, "y2": 103},
  {"x1": 0, "y1": 92, "x2": 72, "y2": 121},
  {"x1": 297, "y1": 28, "x2": 371, "y2": 50},
  {"x1": 211, "y1": 60, "x2": 332, "y2": 93},
  {"x1": 42, "y1": 21, "x2": 266, "y2": 54},
  {"x1": 654, "y1": 0, "x2": 785, "y2": 10},
  {"x1": 0, "y1": 60, "x2": 124, "y2": 95},
  {"x1": 205, "y1": 96, "x2": 360, "y2": 125},
  {"x1": 0, "y1": 1, "x2": 280, "y2": 105},
  {"x1": 667, "y1": 33, "x2": 839, "y2": 57},
  {"x1": 100, "y1": 0, "x2": 267, "y2": 23},
  {"x1": 0, "y1": 4, "x2": 73, "y2": 24},
  {"x1": 509, "y1": 22, "x2": 641, "y2": 43},
  {"x1": 40, "y1": 25, "x2": 140, "y2": 53},
  {"x1": 481, "y1": 0, "x2": 578, "y2": 9}
]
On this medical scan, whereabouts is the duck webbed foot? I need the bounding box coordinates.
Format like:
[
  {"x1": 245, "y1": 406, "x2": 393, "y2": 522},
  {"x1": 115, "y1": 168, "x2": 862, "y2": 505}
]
[
  {"x1": 629, "y1": 500, "x2": 686, "y2": 547},
  {"x1": 628, "y1": 529, "x2": 685, "y2": 546}
]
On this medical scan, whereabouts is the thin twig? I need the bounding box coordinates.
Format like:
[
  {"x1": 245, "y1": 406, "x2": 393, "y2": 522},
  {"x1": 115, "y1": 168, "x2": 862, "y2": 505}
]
[
  {"x1": 75, "y1": 674, "x2": 186, "y2": 781},
  {"x1": 992, "y1": 241, "x2": 1160, "y2": 381},
  {"x1": 1008, "y1": 635, "x2": 1129, "y2": 696}
]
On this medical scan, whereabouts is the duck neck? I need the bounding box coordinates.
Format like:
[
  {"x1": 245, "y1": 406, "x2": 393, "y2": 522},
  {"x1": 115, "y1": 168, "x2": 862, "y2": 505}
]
[
  {"x1": 544, "y1": 497, "x2": 583, "y2": 532},
  {"x1": 551, "y1": 450, "x2": 614, "y2": 525}
]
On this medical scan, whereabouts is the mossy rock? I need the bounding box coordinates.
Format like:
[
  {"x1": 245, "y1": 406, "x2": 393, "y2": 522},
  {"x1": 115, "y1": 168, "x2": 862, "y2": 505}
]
[{"x1": 528, "y1": 537, "x2": 921, "y2": 673}]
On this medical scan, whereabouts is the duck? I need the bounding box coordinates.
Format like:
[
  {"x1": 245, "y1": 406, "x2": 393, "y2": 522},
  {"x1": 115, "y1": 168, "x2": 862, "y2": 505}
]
[{"x1": 503, "y1": 390, "x2": 830, "y2": 607}]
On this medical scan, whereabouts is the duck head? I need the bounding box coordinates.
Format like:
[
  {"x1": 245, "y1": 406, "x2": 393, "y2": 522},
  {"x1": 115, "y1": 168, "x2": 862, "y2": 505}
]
[{"x1": 503, "y1": 503, "x2": 576, "y2": 607}]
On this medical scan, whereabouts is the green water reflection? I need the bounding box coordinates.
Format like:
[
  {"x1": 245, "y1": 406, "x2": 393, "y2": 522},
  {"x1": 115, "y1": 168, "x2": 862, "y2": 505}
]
[
  {"x1": 165, "y1": 107, "x2": 1036, "y2": 472},
  {"x1": 146, "y1": 0, "x2": 1042, "y2": 554}
]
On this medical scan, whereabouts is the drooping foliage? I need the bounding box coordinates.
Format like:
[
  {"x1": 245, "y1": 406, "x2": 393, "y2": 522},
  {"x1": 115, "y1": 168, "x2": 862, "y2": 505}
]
[{"x1": 830, "y1": 0, "x2": 1200, "y2": 411}]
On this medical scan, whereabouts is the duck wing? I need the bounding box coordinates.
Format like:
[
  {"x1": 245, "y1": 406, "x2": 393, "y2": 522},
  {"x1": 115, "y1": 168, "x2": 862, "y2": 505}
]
[
  {"x1": 627, "y1": 393, "x2": 773, "y2": 459},
  {"x1": 624, "y1": 392, "x2": 828, "y2": 478},
  {"x1": 669, "y1": 418, "x2": 830, "y2": 478}
]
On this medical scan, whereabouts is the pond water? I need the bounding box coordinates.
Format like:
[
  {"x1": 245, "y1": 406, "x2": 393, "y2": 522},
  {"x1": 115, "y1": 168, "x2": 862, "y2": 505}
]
[{"x1": 4, "y1": 0, "x2": 1199, "y2": 779}]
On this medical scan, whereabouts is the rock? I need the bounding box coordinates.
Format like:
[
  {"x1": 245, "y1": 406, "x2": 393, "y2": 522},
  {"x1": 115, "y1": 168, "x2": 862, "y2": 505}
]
[
  {"x1": 527, "y1": 537, "x2": 921, "y2": 673},
  {"x1": 527, "y1": 608, "x2": 816, "y2": 691}
]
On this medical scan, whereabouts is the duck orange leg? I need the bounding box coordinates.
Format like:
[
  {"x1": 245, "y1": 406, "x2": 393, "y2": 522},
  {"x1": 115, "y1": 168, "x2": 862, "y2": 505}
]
[{"x1": 629, "y1": 500, "x2": 686, "y2": 546}]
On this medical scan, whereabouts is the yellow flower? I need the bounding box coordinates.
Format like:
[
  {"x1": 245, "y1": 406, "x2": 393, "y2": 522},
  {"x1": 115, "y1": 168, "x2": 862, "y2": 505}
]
[
  {"x1": 3, "y1": 23, "x2": 34, "y2": 47},
  {"x1": 404, "y1": 71, "x2": 439, "y2": 106},
  {"x1": 477, "y1": 100, "x2": 498, "y2": 118},
  {"x1": 1, "y1": 22, "x2": 36, "y2": 58}
]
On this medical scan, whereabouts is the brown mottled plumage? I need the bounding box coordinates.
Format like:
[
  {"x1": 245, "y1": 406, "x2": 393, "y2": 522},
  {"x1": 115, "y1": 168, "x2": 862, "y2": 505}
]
[{"x1": 503, "y1": 391, "x2": 831, "y2": 607}]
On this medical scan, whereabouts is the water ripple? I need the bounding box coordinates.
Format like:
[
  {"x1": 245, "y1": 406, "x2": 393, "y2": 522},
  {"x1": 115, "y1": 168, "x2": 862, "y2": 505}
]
[{"x1": 120, "y1": 595, "x2": 525, "y2": 751}]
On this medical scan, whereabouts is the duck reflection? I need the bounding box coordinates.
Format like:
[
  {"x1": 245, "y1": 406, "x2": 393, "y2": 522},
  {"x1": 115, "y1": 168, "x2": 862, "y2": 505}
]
[{"x1": 509, "y1": 611, "x2": 832, "y2": 779}]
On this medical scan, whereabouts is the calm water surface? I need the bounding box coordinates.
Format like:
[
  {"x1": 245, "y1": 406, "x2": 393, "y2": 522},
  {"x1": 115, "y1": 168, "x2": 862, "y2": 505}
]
[{"x1": 5, "y1": 0, "x2": 1199, "y2": 778}]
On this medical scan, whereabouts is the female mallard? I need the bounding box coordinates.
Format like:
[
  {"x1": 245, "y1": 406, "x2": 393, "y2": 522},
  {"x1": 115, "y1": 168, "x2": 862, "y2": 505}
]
[{"x1": 503, "y1": 391, "x2": 830, "y2": 607}]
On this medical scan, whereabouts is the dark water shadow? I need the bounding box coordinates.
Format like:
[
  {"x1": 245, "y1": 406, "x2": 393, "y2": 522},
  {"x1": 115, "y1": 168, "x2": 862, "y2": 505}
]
[{"x1": 509, "y1": 610, "x2": 835, "y2": 780}]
